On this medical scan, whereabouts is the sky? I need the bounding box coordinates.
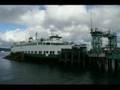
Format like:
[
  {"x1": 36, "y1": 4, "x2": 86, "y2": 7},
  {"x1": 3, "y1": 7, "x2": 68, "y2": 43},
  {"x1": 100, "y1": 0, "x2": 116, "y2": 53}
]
[{"x1": 0, "y1": 5, "x2": 120, "y2": 49}]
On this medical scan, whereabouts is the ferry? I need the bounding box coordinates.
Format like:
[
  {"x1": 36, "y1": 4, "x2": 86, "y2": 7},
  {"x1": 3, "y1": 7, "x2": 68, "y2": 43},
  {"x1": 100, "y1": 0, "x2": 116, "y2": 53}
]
[{"x1": 10, "y1": 33, "x2": 75, "y2": 60}]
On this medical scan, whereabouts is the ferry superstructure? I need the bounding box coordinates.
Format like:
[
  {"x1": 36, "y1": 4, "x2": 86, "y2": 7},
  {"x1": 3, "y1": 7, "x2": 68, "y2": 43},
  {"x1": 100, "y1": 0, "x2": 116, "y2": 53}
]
[{"x1": 11, "y1": 34, "x2": 74, "y2": 57}]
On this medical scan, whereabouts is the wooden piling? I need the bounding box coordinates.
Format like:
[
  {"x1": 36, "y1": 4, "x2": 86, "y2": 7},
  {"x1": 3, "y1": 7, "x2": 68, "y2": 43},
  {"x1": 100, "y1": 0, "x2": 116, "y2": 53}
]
[
  {"x1": 104, "y1": 58, "x2": 108, "y2": 72},
  {"x1": 71, "y1": 52, "x2": 74, "y2": 64},
  {"x1": 100, "y1": 60, "x2": 105, "y2": 72},
  {"x1": 115, "y1": 59, "x2": 119, "y2": 72},
  {"x1": 78, "y1": 51, "x2": 80, "y2": 64},
  {"x1": 108, "y1": 59, "x2": 113, "y2": 72}
]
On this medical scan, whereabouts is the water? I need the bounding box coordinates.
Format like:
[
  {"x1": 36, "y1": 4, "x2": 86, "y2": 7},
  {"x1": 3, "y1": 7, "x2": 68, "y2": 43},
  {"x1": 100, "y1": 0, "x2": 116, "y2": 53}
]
[{"x1": 0, "y1": 52, "x2": 120, "y2": 84}]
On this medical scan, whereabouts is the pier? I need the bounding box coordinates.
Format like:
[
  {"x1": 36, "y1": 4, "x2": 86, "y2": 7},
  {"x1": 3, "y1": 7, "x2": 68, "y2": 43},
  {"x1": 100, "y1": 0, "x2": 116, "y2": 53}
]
[
  {"x1": 6, "y1": 27, "x2": 120, "y2": 73},
  {"x1": 58, "y1": 28, "x2": 120, "y2": 73}
]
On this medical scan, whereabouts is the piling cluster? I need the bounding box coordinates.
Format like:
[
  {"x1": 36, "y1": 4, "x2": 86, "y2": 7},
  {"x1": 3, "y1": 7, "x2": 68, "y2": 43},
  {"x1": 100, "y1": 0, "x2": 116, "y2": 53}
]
[
  {"x1": 5, "y1": 28, "x2": 120, "y2": 73},
  {"x1": 58, "y1": 28, "x2": 120, "y2": 73}
]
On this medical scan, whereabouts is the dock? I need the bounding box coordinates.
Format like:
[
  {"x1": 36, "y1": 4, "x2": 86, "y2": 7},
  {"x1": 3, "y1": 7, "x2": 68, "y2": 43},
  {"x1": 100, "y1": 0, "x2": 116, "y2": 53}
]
[
  {"x1": 58, "y1": 28, "x2": 120, "y2": 73},
  {"x1": 6, "y1": 27, "x2": 120, "y2": 73}
]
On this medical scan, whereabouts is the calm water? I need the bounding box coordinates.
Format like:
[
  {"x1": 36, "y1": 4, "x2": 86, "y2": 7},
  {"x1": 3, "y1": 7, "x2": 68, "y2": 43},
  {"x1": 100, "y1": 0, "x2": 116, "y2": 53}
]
[{"x1": 0, "y1": 52, "x2": 120, "y2": 84}]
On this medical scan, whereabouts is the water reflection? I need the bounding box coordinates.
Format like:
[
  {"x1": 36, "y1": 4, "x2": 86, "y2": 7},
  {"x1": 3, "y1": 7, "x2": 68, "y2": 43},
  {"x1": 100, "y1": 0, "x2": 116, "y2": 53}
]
[
  {"x1": 0, "y1": 53, "x2": 13, "y2": 84},
  {"x1": 1, "y1": 52, "x2": 120, "y2": 84},
  {"x1": 47, "y1": 64, "x2": 93, "y2": 84}
]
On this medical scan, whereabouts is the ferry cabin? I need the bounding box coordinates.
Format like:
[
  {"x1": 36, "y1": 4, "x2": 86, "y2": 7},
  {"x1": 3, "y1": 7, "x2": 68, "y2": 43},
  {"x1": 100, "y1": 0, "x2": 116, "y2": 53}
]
[{"x1": 11, "y1": 35, "x2": 74, "y2": 56}]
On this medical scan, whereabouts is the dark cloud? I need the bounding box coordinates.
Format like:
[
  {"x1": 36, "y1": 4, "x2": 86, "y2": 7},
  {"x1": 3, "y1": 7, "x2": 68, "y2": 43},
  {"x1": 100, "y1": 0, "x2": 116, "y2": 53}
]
[{"x1": 0, "y1": 5, "x2": 44, "y2": 24}]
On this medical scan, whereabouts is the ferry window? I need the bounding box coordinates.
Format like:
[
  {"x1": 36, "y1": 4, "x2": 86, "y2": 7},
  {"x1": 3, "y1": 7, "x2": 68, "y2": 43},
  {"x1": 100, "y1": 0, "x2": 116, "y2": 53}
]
[
  {"x1": 53, "y1": 51, "x2": 54, "y2": 54},
  {"x1": 35, "y1": 51, "x2": 37, "y2": 54},
  {"x1": 46, "y1": 43, "x2": 50, "y2": 45},
  {"x1": 39, "y1": 51, "x2": 42, "y2": 54},
  {"x1": 50, "y1": 51, "x2": 54, "y2": 54},
  {"x1": 44, "y1": 51, "x2": 46, "y2": 54},
  {"x1": 31, "y1": 51, "x2": 33, "y2": 54},
  {"x1": 48, "y1": 51, "x2": 50, "y2": 54},
  {"x1": 50, "y1": 51, "x2": 52, "y2": 54},
  {"x1": 46, "y1": 51, "x2": 48, "y2": 53},
  {"x1": 58, "y1": 51, "x2": 60, "y2": 54}
]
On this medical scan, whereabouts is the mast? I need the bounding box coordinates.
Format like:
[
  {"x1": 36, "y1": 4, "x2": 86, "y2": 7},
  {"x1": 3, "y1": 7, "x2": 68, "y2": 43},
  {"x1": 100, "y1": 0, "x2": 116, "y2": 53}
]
[
  {"x1": 35, "y1": 32, "x2": 38, "y2": 40},
  {"x1": 90, "y1": 10, "x2": 93, "y2": 32},
  {"x1": 87, "y1": 6, "x2": 94, "y2": 32}
]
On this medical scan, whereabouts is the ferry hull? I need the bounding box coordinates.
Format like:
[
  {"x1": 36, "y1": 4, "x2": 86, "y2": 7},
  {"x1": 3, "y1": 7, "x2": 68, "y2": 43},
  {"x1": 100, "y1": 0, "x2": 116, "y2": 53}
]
[
  {"x1": 6, "y1": 52, "x2": 59, "y2": 64},
  {"x1": 24, "y1": 54, "x2": 59, "y2": 63}
]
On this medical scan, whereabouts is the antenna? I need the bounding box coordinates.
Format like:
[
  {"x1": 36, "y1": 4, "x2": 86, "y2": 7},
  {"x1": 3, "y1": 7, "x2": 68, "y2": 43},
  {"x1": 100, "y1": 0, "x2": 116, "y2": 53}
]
[
  {"x1": 90, "y1": 10, "x2": 93, "y2": 32},
  {"x1": 51, "y1": 29, "x2": 56, "y2": 36},
  {"x1": 108, "y1": 29, "x2": 111, "y2": 34},
  {"x1": 50, "y1": 29, "x2": 53, "y2": 36},
  {"x1": 87, "y1": 6, "x2": 94, "y2": 32},
  {"x1": 35, "y1": 32, "x2": 38, "y2": 40}
]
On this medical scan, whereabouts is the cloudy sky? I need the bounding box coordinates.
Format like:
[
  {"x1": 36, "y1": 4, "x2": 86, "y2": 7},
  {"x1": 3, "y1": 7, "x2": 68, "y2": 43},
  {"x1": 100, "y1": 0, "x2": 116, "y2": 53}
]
[{"x1": 0, "y1": 5, "x2": 120, "y2": 49}]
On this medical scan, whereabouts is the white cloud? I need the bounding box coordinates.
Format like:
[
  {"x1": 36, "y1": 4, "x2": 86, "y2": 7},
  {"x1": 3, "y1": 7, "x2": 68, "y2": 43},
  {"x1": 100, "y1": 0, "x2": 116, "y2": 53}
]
[
  {"x1": 43, "y1": 5, "x2": 89, "y2": 30},
  {"x1": 0, "y1": 29, "x2": 28, "y2": 42},
  {"x1": 45, "y1": 5, "x2": 88, "y2": 22},
  {"x1": 0, "y1": 5, "x2": 45, "y2": 24},
  {"x1": 20, "y1": 9, "x2": 46, "y2": 26},
  {"x1": 89, "y1": 5, "x2": 120, "y2": 32},
  {"x1": 0, "y1": 5, "x2": 120, "y2": 49},
  {"x1": 0, "y1": 26, "x2": 51, "y2": 44}
]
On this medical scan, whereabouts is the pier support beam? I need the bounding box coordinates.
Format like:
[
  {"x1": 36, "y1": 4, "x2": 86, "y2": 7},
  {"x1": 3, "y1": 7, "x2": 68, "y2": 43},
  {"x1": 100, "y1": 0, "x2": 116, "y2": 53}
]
[
  {"x1": 115, "y1": 59, "x2": 119, "y2": 72},
  {"x1": 108, "y1": 59, "x2": 113, "y2": 72},
  {"x1": 100, "y1": 60, "x2": 105, "y2": 72},
  {"x1": 78, "y1": 52, "x2": 80, "y2": 64},
  {"x1": 71, "y1": 52, "x2": 74, "y2": 64}
]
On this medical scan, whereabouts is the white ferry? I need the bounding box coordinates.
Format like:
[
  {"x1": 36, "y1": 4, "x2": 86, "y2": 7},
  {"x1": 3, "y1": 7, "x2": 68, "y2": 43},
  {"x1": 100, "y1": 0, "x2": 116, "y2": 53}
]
[{"x1": 11, "y1": 34, "x2": 74, "y2": 59}]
